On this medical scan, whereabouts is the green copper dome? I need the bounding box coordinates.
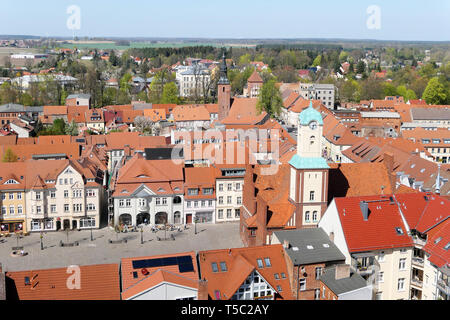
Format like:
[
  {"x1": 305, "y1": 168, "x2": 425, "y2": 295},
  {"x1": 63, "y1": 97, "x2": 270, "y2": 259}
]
[{"x1": 299, "y1": 100, "x2": 323, "y2": 125}]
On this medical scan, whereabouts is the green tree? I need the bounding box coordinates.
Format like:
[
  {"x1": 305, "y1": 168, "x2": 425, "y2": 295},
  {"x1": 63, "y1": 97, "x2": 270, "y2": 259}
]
[
  {"x1": 20, "y1": 93, "x2": 33, "y2": 106},
  {"x1": 239, "y1": 54, "x2": 251, "y2": 66},
  {"x1": 257, "y1": 78, "x2": 283, "y2": 117},
  {"x1": 340, "y1": 79, "x2": 361, "y2": 102},
  {"x1": 2, "y1": 148, "x2": 18, "y2": 163},
  {"x1": 65, "y1": 120, "x2": 79, "y2": 136},
  {"x1": 161, "y1": 82, "x2": 180, "y2": 104},
  {"x1": 356, "y1": 61, "x2": 366, "y2": 74},
  {"x1": 422, "y1": 78, "x2": 447, "y2": 105},
  {"x1": 383, "y1": 83, "x2": 398, "y2": 97},
  {"x1": 52, "y1": 118, "x2": 66, "y2": 135},
  {"x1": 312, "y1": 55, "x2": 322, "y2": 67}
]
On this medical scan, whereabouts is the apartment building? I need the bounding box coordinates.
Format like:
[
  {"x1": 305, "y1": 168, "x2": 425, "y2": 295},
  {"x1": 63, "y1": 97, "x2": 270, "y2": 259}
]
[
  {"x1": 111, "y1": 154, "x2": 184, "y2": 227},
  {"x1": 184, "y1": 167, "x2": 216, "y2": 224},
  {"x1": 402, "y1": 128, "x2": 450, "y2": 163},
  {"x1": 25, "y1": 159, "x2": 104, "y2": 232},
  {"x1": 198, "y1": 245, "x2": 294, "y2": 300},
  {"x1": 318, "y1": 195, "x2": 415, "y2": 300},
  {"x1": 214, "y1": 165, "x2": 245, "y2": 223},
  {"x1": 176, "y1": 65, "x2": 211, "y2": 98},
  {"x1": 0, "y1": 162, "x2": 27, "y2": 234},
  {"x1": 299, "y1": 83, "x2": 335, "y2": 109}
]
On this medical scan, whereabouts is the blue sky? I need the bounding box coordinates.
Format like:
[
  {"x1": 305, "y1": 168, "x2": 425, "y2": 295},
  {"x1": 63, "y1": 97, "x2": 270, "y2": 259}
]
[{"x1": 1, "y1": 0, "x2": 449, "y2": 41}]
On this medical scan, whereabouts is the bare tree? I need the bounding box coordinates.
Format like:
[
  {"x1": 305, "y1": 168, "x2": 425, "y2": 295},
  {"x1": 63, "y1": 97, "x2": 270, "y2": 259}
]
[{"x1": 134, "y1": 116, "x2": 154, "y2": 133}]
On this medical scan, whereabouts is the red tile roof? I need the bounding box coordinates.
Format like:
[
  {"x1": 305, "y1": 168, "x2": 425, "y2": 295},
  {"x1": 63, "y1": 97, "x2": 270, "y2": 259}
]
[
  {"x1": 423, "y1": 220, "x2": 449, "y2": 268},
  {"x1": 5, "y1": 264, "x2": 120, "y2": 300},
  {"x1": 121, "y1": 251, "x2": 199, "y2": 300},
  {"x1": 334, "y1": 195, "x2": 414, "y2": 252},
  {"x1": 198, "y1": 245, "x2": 293, "y2": 300}
]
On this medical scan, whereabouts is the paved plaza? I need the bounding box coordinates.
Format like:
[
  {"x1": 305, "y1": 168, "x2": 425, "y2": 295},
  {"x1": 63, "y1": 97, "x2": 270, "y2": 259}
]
[{"x1": 0, "y1": 223, "x2": 244, "y2": 272}]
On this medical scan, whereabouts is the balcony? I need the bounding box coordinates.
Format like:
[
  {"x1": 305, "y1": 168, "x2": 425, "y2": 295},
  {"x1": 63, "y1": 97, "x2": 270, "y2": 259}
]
[
  {"x1": 411, "y1": 277, "x2": 423, "y2": 288},
  {"x1": 412, "y1": 235, "x2": 426, "y2": 247},
  {"x1": 356, "y1": 265, "x2": 376, "y2": 276},
  {"x1": 412, "y1": 257, "x2": 424, "y2": 268},
  {"x1": 437, "y1": 279, "x2": 450, "y2": 296}
]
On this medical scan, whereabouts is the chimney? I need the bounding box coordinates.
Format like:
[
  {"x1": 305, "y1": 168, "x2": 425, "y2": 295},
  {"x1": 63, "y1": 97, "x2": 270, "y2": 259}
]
[
  {"x1": 360, "y1": 201, "x2": 369, "y2": 221},
  {"x1": 335, "y1": 264, "x2": 350, "y2": 280},
  {"x1": 197, "y1": 279, "x2": 209, "y2": 300},
  {"x1": 329, "y1": 232, "x2": 335, "y2": 243},
  {"x1": 283, "y1": 240, "x2": 290, "y2": 249}
]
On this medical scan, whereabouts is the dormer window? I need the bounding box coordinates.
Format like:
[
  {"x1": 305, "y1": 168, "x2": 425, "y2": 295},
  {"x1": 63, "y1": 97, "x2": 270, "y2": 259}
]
[{"x1": 4, "y1": 179, "x2": 19, "y2": 185}]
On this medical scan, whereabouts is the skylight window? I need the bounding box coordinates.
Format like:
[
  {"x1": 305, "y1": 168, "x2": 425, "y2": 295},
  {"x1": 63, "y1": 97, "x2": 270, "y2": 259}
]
[
  {"x1": 435, "y1": 237, "x2": 443, "y2": 244},
  {"x1": 395, "y1": 227, "x2": 404, "y2": 235},
  {"x1": 264, "y1": 258, "x2": 272, "y2": 268},
  {"x1": 307, "y1": 245, "x2": 314, "y2": 250},
  {"x1": 323, "y1": 244, "x2": 330, "y2": 248},
  {"x1": 219, "y1": 262, "x2": 227, "y2": 272},
  {"x1": 211, "y1": 262, "x2": 219, "y2": 273},
  {"x1": 257, "y1": 259, "x2": 264, "y2": 268},
  {"x1": 444, "y1": 243, "x2": 450, "y2": 251}
]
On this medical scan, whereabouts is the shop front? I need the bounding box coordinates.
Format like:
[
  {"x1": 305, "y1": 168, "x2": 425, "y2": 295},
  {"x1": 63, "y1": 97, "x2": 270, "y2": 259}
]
[{"x1": 0, "y1": 220, "x2": 25, "y2": 234}]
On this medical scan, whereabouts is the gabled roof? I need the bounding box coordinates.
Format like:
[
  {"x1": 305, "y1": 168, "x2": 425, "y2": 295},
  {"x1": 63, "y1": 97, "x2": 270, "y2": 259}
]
[
  {"x1": 334, "y1": 194, "x2": 414, "y2": 253},
  {"x1": 222, "y1": 98, "x2": 268, "y2": 125},
  {"x1": 423, "y1": 220, "x2": 449, "y2": 268},
  {"x1": 5, "y1": 264, "x2": 120, "y2": 300},
  {"x1": 121, "y1": 251, "x2": 199, "y2": 300},
  {"x1": 394, "y1": 193, "x2": 449, "y2": 233},
  {"x1": 247, "y1": 70, "x2": 263, "y2": 83},
  {"x1": 198, "y1": 245, "x2": 293, "y2": 300}
]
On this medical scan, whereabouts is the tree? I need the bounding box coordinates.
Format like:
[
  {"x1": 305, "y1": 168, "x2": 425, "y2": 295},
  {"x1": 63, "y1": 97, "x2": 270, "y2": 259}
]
[
  {"x1": 52, "y1": 118, "x2": 66, "y2": 135},
  {"x1": 312, "y1": 55, "x2": 322, "y2": 67},
  {"x1": 383, "y1": 83, "x2": 398, "y2": 97},
  {"x1": 161, "y1": 82, "x2": 180, "y2": 104},
  {"x1": 422, "y1": 78, "x2": 447, "y2": 105},
  {"x1": 257, "y1": 78, "x2": 283, "y2": 117},
  {"x1": 134, "y1": 116, "x2": 154, "y2": 134},
  {"x1": 2, "y1": 148, "x2": 18, "y2": 163},
  {"x1": 356, "y1": 61, "x2": 366, "y2": 74},
  {"x1": 239, "y1": 54, "x2": 251, "y2": 66},
  {"x1": 340, "y1": 79, "x2": 361, "y2": 102},
  {"x1": 65, "y1": 120, "x2": 79, "y2": 136}
]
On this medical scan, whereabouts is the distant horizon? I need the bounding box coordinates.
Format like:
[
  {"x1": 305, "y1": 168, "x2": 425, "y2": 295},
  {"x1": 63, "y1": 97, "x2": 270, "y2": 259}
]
[
  {"x1": 2, "y1": 35, "x2": 450, "y2": 44},
  {"x1": 0, "y1": 0, "x2": 448, "y2": 42}
]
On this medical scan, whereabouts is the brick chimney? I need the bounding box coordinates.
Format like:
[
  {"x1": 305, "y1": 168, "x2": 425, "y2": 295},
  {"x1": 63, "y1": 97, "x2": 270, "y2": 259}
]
[
  {"x1": 197, "y1": 279, "x2": 209, "y2": 300},
  {"x1": 335, "y1": 264, "x2": 350, "y2": 280},
  {"x1": 283, "y1": 239, "x2": 290, "y2": 249}
]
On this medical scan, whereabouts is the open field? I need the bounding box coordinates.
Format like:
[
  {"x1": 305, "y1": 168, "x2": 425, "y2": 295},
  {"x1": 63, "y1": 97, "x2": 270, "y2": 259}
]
[{"x1": 57, "y1": 41, "x2": 256, "y2": 50}]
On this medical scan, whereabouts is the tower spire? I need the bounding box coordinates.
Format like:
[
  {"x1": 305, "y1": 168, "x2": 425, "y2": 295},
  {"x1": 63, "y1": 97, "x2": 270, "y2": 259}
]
[{"x1": 218, "y1": 51, "x2": 229, "y2": 85}]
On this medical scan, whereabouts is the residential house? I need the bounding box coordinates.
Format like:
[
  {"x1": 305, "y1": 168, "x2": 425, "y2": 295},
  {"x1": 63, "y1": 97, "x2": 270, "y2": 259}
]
[
  {"x1": 5, "y1": 264, "x2": 120, "y2": 300},
  {"x1": 272, "y1": 228, "x2": 347, "y2": 300},
  {"x1": 65, "y1": 93, "x2": 91, "y2": 108},
  {"x1": 111, "y1": 154, "x2": 184, "y2": 227},
  {"x1": 184, "y1": 167, "x2": 216, "y2": 224},
  {"x1": 120, "y1": 251, "x2": 205, "y2": 300},
  {"x1": 318, "y1": 194, "x2": 418, "y2": 300},
  {"x1": 319, "y1": 265, "x2": 373, "y2": 300},
  {"x1": 198, "y1": 245, "x2": 294, "y2": 300},
  {"x1": 214, "y1": 165, "x2": 245, "y2": 223}
]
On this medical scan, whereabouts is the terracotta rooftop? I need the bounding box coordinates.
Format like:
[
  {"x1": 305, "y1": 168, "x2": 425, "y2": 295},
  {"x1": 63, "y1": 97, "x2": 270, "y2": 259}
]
[
  {"x1": 5, "y1": 264, "x2": 120, "y2": 300},
  {"x1": 198, "y1": 245, "x2": 293, "y2": 300}
]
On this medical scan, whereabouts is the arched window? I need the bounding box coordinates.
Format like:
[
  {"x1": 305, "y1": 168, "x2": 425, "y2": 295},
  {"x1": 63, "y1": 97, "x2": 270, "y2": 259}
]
[
  {"x1": 313, "y1": 211, "x2": 318, "y2": 222},
  {"x1": 305, "y1": 211, "x2": 310, "y2": 222},
  {"x1": 310, "y1": 191, "x2": 315, "y2": 201},
  {"x1": 174, "y1": 211, "x2": 181, "y2": 225}
]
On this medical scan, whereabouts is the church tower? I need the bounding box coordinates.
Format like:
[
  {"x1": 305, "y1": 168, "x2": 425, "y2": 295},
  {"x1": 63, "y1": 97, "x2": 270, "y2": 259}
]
[
  {"x1": 288, "y1": 101, "x2": 329, "y2": 228},
  {"x1": 218, "y1": 53, "x2": 231, "y2": 121}
]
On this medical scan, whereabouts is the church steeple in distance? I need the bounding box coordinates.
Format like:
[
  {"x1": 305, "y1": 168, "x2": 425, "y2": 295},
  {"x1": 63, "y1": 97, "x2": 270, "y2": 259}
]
[{"x1": 218, "y1": 52, "x2": 230, "y2": 85}]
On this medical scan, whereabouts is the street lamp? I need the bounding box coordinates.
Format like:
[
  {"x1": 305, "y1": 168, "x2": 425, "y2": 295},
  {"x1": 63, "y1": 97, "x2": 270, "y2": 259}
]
[
  {"x1": 194, "y1": 216, "x2": 199, "y2": 235},
  {"x1": 90, "y1": 226, "x2": 94, "y2": 241},
  {"x1": 40, "y1": 232, "x2": 44, "y2": 250},
  {"x1": 140, "y1": 227, "x2": 144, "y2": 244}
]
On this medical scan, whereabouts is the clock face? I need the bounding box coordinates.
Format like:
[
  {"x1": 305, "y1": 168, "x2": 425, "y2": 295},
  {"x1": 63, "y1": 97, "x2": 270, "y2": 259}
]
[{"x1": 309, "y1": 121, "x2": 318, "y2": 130}]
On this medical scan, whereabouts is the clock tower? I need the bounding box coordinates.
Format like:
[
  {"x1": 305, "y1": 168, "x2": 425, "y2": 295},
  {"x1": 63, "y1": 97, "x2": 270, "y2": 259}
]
[{"x1": 288, "y1": 101, "x2": 329, "y2": 229}]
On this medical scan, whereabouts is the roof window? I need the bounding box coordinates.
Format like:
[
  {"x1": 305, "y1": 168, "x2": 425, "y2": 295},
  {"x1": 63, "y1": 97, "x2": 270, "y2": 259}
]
[
  {"x1": 211, "y1": 262, "x2": 219, "y2": 273},
  {"x1": 395, "y1": 227, "x2": 404, "y2": 235}
]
